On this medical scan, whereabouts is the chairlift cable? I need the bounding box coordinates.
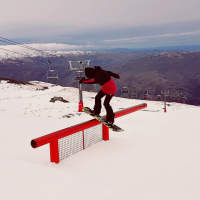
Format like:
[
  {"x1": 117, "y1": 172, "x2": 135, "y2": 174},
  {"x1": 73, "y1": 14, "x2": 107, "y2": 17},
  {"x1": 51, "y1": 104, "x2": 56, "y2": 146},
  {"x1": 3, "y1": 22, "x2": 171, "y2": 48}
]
[
  {"x1": 0, "y1": 47, "x2": 47, "y2": 66},
  {"x1": 0, "y1": 37, "x2": 54, "y2": 57},
  {"x1": 0, "y1": 39, "x2": 42, "y2": 55},
  {"x1": 0, "y1": 37, "x2": 94, "y2": 72}
]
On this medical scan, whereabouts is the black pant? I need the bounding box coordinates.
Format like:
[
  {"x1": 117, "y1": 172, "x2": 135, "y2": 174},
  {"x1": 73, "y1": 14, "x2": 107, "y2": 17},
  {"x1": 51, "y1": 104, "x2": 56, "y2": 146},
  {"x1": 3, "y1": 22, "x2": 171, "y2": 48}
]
[{"x1": 94, "y1": 90, "x2": 115, "y2": 121}]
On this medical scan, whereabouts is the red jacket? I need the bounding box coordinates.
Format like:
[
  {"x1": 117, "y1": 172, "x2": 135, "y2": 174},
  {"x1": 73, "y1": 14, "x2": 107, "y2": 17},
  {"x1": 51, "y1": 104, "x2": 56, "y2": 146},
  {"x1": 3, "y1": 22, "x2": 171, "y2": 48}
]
[{"x1": 83, "y1": 67, "x2": 119, "y2": 95}]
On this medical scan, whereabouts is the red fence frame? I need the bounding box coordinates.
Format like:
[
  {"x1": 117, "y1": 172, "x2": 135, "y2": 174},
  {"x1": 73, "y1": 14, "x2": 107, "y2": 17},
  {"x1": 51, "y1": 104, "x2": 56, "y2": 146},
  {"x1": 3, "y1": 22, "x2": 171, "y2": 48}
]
[{"x1": 31, "y1": 103, "x2": 147, "y2": 163}]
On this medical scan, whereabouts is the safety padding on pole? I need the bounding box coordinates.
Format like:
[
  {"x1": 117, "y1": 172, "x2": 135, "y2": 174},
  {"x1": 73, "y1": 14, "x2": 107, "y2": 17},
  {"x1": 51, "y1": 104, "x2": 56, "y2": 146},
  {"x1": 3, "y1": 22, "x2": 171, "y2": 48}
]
[
  {"x1": 102, "y1": 124, "x2": 109, "y2": 141},
  {"x1": 50, "y1": 139, "x2": 59, "y2": 164},
  {"x1": 79, "y1": 102, "x2": 83, "y2": 112}
]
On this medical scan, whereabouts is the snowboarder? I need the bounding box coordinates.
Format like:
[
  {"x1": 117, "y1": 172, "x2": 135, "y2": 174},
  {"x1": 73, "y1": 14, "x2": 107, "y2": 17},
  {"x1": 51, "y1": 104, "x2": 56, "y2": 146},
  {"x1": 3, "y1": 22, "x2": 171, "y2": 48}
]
[{"x1": 79, "y1": 66, "x2": 120, "y2": 125}]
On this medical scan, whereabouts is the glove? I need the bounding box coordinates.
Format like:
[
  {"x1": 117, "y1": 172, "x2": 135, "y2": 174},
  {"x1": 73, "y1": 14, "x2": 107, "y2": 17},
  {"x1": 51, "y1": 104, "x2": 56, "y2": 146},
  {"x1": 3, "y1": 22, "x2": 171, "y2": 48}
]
[
  {"x1": 112, "y1": 73, "x2": 120, "y2": 79},
  {"x1": 113, "y1": 74, "x2": 120, "y2": 79},
  {"x1": 79, "y1": 78, "x2": 85, "y2": 84},
  {"x1": 116, "y1": 74, "x2": 120, "y2": 79}
]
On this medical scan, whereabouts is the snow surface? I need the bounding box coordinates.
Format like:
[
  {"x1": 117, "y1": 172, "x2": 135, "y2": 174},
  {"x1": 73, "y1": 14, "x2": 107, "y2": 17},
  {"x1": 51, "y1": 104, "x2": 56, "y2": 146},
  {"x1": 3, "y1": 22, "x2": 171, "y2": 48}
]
[{"x1": 0, "y1": 80, "x2": 200, "y2": 200}]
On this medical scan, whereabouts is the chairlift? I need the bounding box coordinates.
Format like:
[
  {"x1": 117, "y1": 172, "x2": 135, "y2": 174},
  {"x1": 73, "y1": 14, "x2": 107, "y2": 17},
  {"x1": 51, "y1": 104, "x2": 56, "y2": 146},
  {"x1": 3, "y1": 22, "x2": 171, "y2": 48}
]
[
  {"x1": 68, "y1": 60, "x2": 90, "y2": 71},
  {"x1": 121, "y1": 87, "x2": 129, "y2": 94},
  {"x1": 144, "y1": 94, "x2": 149, "y2": 99},
  {"x1": 131, "y1": 93, "x2": 137, "y2": 98},
  {"x1": 161, "y1": 90, "x2": 169, "y2": 95},
  {"x1": 176, "y1": 91, "x2": 183, "y2": 98},
  {"x1": 75, "y1": 70, "x2": 85, "y2": 80},
  {"x1": 169, "y1": 94, "x2": 176, "y2": 99},
  {"x1": 156, "y1": 95, "x2": 162, "y2": 100},
  {"x1": 165, "y1": 94, "x2": 169, "y2": 98},
  {"x1": 47, "y1": 70, "x2": 59, "y2": 79},
  {"x1": 46, "y1": 60, "x2": 59, "y2": 80},
  {"x1": 144, "y1": 92, "x2": 150, "y2": 99},
  {"x1": 176, "y1": 91, "x2": 182, "y2": 95},
  {"x1": 182, "y1": 96, "x2": 187, "y2": 103}
]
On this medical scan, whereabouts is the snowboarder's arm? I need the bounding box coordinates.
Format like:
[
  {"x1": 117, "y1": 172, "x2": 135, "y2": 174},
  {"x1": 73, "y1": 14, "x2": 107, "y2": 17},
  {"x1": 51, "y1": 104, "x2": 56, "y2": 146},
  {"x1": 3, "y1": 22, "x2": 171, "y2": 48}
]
[
  {"x1": 79, "y1": 78, "x2": 97, "y2": 84},
  {"x1": 106, "y1": 71, "x2": 120, "y2": 79}
]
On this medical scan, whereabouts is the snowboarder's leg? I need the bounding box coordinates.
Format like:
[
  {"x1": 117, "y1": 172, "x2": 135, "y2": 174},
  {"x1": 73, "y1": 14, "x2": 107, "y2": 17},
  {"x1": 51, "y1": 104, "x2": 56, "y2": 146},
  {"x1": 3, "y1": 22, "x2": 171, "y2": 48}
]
[
  {"x1": 104, "y1": 94, "x2": 115, "y2": 123},
  {"x1": 93, "y1": 90, "x2": 106, "y2": 115}
]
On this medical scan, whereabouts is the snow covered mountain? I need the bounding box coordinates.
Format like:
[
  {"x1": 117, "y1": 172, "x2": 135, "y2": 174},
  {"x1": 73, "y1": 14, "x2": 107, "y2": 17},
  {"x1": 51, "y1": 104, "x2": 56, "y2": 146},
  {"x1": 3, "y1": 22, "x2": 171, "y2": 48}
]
[
  {"x1": 0, "y1": 80, "x2": 200, "y2": 200},
  {"x1": 1, "y1": 49, "x2": 200, "y2": 105}
]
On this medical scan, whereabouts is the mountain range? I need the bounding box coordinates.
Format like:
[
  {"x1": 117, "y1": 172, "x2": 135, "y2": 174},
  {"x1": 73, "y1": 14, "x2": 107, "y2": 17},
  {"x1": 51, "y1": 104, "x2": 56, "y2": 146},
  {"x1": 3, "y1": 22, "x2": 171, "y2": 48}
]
[{"x1": 0, "y1": 49, "x2": 200, "y2": 105}]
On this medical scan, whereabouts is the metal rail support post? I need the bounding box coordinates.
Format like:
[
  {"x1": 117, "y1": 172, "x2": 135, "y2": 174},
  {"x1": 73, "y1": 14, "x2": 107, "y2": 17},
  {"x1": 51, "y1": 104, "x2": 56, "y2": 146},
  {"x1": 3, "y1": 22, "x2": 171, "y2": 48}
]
[{"x1": 78, "y1": 83, "x2": 83, "y2": 112}]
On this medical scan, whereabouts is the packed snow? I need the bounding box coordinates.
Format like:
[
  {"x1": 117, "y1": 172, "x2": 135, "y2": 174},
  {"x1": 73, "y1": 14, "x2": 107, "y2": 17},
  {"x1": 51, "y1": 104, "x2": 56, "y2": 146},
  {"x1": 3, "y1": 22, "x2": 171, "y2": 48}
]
[{"x1": 0, "y1": 80, "x2": 200, "y2": 200}]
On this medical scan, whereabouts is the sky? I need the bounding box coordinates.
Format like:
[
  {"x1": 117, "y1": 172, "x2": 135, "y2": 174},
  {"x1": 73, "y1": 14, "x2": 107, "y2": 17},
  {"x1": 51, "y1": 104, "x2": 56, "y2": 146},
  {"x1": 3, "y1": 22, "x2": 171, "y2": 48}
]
[
  {"x1": 1, "y1": 0, "x2": 200, "y2": 51},
  {"x1": 0, "y1": 80, "x2": 200, "y2": 199}
]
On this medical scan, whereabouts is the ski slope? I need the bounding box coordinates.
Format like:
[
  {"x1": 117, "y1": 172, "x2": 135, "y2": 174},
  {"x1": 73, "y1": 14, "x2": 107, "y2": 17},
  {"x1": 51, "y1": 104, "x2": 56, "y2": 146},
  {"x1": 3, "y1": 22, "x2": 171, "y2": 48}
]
[{"x1": 0, "y1": 80, "x2": 200, "y2": 200}]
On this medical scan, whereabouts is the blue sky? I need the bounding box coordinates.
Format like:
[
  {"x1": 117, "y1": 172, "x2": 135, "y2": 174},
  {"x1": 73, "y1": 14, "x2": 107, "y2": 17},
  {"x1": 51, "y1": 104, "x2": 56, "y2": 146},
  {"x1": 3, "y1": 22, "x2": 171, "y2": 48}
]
[{"x1": 1, "y1": 0, "x2": 200, "y2": 51}]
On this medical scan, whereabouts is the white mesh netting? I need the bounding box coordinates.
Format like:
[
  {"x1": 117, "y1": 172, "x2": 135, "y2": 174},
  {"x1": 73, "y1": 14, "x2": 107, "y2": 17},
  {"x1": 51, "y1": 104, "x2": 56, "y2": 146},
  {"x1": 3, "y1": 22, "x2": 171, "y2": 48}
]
[{"x1": 58, "y1": 124, "x2": 102, "y2": 161}]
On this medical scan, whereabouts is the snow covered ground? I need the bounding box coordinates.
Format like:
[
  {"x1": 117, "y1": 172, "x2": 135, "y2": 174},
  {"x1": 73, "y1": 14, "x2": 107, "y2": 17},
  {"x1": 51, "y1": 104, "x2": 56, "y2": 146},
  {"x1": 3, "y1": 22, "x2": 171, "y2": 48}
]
[{"x1": 0, "y1": 80, "x2": 200, "y2": 200}]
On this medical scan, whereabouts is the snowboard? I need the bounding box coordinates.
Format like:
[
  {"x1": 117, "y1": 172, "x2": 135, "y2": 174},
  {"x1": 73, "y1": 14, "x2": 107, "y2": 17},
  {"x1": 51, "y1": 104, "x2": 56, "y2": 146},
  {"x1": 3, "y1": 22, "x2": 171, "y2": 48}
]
[{"x1": 82, "y1": 107, "x2": 124, "y2": 132}]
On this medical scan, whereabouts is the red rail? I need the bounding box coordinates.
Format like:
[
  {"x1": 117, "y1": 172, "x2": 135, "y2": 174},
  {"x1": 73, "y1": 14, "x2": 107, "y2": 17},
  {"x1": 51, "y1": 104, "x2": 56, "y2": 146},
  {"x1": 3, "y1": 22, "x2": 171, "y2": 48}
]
[
  {"x1": 31, "y1": 103, "x2": 147, "y2": 149},
  {"x1": 114, "y1": 103, "x2": 147, "y2": 118},
  {"x1": 31, "y1": 103, "x2": 147, "y2": 163},
  {"x1": 31, "y1": 119, "x2": 100, "y2": 149}
]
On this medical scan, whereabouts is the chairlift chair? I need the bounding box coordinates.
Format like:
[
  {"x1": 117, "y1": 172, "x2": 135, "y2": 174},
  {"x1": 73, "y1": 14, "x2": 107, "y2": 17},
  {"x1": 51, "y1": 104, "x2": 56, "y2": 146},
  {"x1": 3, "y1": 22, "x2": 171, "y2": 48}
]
[
  {"x1": 68, "y1": 60, "x2": 90, "y2": 71},
  {"x1": 156, "y1": 95, "x2": 162, "y2": 100},
  {"x1": 46, "y1": 60, "x2": 59, "y2": 79},
  {"x1": 46, "y1": 70, "x2": 59, "y2": 79},
  {"x1": 121, "y1": 87, "x2": 129, "y2": 94},
  {"x1": 176, "y1": 91, "x2": 182, "y2": 95},
  {"x1": 144, "y1": 92, "x2": 151, "y2": 99},
  {"x1": 182, "y1": 96, "x2": 187, "y2": 103},
  {"x1": 161, "y1": 90, "x2": 169, "y2": 95},
  {"x1": 165, "y1": 94, "x2": 169, "y2": 98},
  {"x1": 75, "y1": 70, "x2": 85, "y2": 80},
  {"x1": 131, "y1": 93, "x2": 137, "y2": 98},
  {"x1": 144, "y1": 94, "x2": 149, "y2": 99},
  {"x1": 143, "y1": 90, "x2": 150, "y2": 99},
  {"x1": 176, "y1": 91, "x2": 183, "y2": 98}
]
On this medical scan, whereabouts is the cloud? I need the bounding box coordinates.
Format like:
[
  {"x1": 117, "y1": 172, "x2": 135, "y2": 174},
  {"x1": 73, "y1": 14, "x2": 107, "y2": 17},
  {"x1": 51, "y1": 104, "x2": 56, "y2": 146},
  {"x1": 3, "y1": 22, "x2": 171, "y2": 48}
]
[
  {"x1": 28, "y1": 43, "x2": 94, "y2": 51},
  {"x1": 1, "y1": 0, "x2": 200, "y2": 36},
  {"x1": 103, "y1": 31, "x2": 200, "y2": 44},
  {"x1": 1, "y1": 19, "x2": 200, "y2": 50}
]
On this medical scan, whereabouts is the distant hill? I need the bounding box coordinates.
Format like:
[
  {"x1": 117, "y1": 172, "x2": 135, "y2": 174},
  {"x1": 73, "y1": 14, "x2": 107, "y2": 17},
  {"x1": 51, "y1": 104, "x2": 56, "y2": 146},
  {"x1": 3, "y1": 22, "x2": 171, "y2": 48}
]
[
  {"x1": 105, "y1": 44, "x2": 200, "y2": 52},
  {"x1": 0, "y1": 50, "x2": 200, "y2": 105},
  {"x1": 116, "y1": 51, "x2": 200, "y2": 105}
]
